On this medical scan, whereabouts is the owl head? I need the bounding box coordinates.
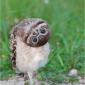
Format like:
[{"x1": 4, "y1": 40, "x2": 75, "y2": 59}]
[{"x1": 11, "y1": 18, "x2": 50, "y2": 47}]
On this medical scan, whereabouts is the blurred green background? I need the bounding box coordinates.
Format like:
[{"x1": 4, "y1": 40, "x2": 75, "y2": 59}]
[{"x1": 0, "y1": 0, "x2": 84, "y2": 82}]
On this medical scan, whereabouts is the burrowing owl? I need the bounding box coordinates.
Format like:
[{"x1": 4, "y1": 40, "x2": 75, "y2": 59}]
[{"x1": 10, "y1": 18, "x2": 50, "y2": 85}]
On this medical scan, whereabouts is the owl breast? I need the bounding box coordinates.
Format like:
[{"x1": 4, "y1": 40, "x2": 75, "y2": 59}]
[{"x1": 16, "y1": 37, "x2": 50, "y2": 73}]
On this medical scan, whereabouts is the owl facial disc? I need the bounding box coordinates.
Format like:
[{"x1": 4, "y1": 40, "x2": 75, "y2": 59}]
[{"x1": 12, "y1": 18, "x2": 50, "y2": 47}]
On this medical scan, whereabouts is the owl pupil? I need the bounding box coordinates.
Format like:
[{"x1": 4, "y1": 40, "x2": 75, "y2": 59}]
[
  {"x1": 40, "y1": 28, "x2": 45, "y2": 33},
  {"x1": 32, "y1": 37, "x2": 37, "y2": 42}
]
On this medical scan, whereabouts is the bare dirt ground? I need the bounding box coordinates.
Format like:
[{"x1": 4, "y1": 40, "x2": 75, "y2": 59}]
[{"x1": 0, "y1": 76, "x2": 85, "y2": 85}]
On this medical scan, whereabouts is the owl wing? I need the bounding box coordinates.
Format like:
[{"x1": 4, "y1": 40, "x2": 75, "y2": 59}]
[{"x1": 10, "y1": 28, "x2": 17, "y2": 69}]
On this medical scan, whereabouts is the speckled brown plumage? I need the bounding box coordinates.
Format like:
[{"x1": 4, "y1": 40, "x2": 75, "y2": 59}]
[
  {"x1": 9, "y1": 18, "x2": 50, "y2": 85},
  {"x1": 10, "y1": 28, "x2": 17, "y2": 69}
]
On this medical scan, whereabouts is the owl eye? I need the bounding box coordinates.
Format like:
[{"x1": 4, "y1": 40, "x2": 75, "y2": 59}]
[
  {"x1": 31, "y1": 36, "x2": 38, "y2": 43},
  {"x1": 40, "y1": 27, "x2": 46, "y2": 34}
]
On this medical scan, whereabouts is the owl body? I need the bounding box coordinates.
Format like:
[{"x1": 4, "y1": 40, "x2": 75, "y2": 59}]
[
  {"x1": 16, "y1": 37, "x2": 50, "y2": 73},
  {"x1": 10, "y1": 18, "x2": 50, "y2": 85}
]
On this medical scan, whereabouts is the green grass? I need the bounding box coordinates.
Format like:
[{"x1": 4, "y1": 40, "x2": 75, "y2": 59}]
[{"x1": 0, "y1": 0, "x2": 84, "y2": 82}]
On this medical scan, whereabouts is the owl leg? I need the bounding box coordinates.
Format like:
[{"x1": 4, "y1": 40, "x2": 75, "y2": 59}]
[{"x1": 27, "y1": 72, "x2": 34, "y2": 85}]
